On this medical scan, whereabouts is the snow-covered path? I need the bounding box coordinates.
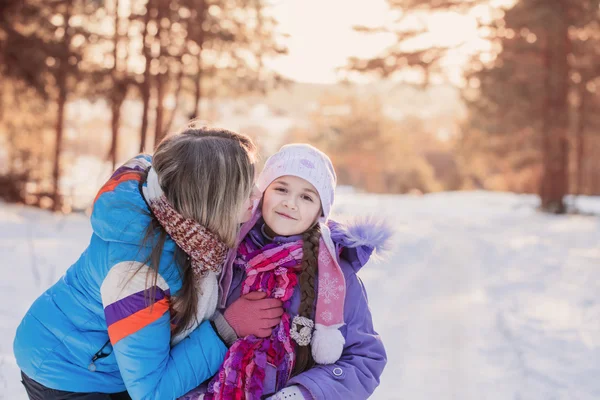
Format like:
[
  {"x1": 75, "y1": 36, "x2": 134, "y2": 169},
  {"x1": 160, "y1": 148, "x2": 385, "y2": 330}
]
[{"x1": 2, "y1": 192, "x2": 599, "y2": 399}]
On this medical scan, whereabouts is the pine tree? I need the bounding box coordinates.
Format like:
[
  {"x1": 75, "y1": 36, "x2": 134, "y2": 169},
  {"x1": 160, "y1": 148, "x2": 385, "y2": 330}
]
[
  {"x1": 354, "y1": 0, "x2": 600, "y2": 212},
  {"x1": 465, "y1": 0, "x2": 600, "y2": 211}
]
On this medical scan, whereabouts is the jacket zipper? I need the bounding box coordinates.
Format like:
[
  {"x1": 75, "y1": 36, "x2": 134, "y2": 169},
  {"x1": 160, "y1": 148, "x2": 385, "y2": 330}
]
[{"x1": 88, "y1": 339, "x2": 111, "y2": 372}]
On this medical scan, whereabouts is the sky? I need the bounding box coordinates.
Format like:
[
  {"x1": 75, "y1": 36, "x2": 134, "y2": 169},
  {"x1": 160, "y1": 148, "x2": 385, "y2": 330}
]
[
  {"x1": 265, "y1": 0, "x2": 492, "y2": 85},
  {"x1": 264, "y1": 0, "x2": 396, "y2": 84}
]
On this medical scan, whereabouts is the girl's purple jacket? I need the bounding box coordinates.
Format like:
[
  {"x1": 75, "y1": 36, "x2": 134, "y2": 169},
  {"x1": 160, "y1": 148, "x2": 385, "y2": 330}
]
[{"x1": 219, "y1": 218, "x2": 390, "y2": 399}]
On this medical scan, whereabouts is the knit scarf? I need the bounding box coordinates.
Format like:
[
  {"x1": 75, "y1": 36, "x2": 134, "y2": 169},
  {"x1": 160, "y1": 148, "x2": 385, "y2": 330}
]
[
  {"x1": 205, "y1": 235, "x2": 305, "y2": 400},
  {"x1": 142, "y1": 167, "x2": 229, "y2": 284}
]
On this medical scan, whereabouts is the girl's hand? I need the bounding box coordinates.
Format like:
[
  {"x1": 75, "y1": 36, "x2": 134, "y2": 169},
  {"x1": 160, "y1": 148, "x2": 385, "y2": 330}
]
[{"x1": 267, "y1": 385, "x2": 309, "y2": 400}]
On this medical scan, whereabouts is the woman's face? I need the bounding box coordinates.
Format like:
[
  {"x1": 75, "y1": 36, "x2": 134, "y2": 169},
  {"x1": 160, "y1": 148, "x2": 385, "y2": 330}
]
[{"x1": 238, "y1": 184, "x2": 260, "y2": 224}]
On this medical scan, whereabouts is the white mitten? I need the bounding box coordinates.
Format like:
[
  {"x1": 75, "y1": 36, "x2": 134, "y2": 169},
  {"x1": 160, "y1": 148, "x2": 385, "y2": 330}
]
[{"x1": 267, "y1": 385, "x2": 308, "y2": 400}]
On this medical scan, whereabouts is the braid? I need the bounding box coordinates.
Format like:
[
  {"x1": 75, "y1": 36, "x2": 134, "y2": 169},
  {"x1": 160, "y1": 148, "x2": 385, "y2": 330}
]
[{"x1": 292, "y1": 224, "x2": 321, "y2": 377}]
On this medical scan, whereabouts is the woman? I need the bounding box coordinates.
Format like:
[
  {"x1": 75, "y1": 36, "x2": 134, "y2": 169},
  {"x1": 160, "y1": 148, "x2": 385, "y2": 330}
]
[{"x1": 14, "y1": 126, "x2": 284, "y2": 400}]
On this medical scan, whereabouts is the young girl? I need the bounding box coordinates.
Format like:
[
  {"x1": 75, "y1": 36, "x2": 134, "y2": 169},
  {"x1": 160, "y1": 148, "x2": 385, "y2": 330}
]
[
  {"x1": 13, "y1": 126, "x2": 285, "y2": 400},
  {"x1": 182, "y1": 143, "x2": 389, "y2": 400}
]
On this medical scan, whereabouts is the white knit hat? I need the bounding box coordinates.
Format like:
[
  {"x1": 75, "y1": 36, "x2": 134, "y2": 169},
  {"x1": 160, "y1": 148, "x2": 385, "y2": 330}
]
[{"x1": 257, "y1": 144, "x2": 337, "y2": 222}]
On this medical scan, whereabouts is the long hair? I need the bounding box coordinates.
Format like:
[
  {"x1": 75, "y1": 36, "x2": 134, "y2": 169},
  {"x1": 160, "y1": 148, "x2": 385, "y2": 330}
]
[
  {"x1": 139, "y1": 125, "x2": 257, "y2": 336},
  {"x1": 291, "y1": 224, "x2": 321, "y2": 376}
]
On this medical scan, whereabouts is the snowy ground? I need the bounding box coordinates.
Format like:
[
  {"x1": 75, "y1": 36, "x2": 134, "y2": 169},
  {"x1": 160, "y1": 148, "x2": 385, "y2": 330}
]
[{"x1": 1, "y1": 191, "x2": 600, "y2": 400}]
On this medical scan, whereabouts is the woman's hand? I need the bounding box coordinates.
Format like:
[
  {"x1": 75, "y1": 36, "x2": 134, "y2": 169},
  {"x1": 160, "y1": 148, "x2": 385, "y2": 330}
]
[{"x1": 224, "y1": 291, "x2": 284, "y2": 338}]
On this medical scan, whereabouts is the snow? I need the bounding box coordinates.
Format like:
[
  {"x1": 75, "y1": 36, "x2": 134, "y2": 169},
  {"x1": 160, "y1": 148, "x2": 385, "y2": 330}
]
[{"x1": 1, "y1": 191, "x2": 599, "y2": 399}]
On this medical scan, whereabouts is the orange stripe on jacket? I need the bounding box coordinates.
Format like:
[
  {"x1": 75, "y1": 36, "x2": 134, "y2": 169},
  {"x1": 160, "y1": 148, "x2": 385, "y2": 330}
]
[
  {"x1": 94, "y1": 172, "x2": 142, "y2": 205},
  {"x1": 107, "y1": 298, "x2": 170, "y2": 344}
]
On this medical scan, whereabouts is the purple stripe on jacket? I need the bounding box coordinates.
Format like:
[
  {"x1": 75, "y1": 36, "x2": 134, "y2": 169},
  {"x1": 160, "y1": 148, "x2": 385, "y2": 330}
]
[{"x1": 104, "y1": 288, "x2": 171, "y2": 326}]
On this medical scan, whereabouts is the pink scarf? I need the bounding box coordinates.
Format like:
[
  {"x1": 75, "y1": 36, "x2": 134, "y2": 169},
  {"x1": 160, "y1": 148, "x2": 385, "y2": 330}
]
[{"x1": 205, "y1": 236, "x2": 304, "y2": 400}]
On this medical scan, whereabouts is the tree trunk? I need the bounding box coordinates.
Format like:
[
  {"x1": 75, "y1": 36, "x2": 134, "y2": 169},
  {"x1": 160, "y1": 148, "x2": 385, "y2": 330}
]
[
  {"x1": 139, "y1": 0, "x2": 152, "y2": 153},
  {"x1": 153, "y1": 1, "x2": 167, "y2": 146},
  {"x1": 163, "y1": 68, "x2": 183, "y2": 136},
  {"x1": 575, "y1": 83, "x2": 587, "y2": 196},
  {"x1": 110, "y1": 99, "x2": 123, "y2": 170},
  {"x1": 538, "y1": 4, "x2": 570, "y2": 214},
  {"x1": 190, "y1": 0, "x2": 206, "y2": 120},
  {"x1": 109, "y1": 0, "x2": 121, "y2": 171},
  {"x1": 154, "y1": 73, "x2": 166, "y2": 145},
  {"x1": 52, "y1": 1, "x2": 73, "y2": 211},
  {"x1": 191, "y1": 50, "x2": 203, "y2": 120}
]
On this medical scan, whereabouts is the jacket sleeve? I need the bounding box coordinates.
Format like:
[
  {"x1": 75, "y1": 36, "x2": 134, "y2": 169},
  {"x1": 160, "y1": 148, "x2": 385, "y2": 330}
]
[
  {"x1": 101, "y1": 261, "x2": 227, "y2": 400},
  {"x1": 287, "y1": 260, "x2": 387, "y2": 399}
]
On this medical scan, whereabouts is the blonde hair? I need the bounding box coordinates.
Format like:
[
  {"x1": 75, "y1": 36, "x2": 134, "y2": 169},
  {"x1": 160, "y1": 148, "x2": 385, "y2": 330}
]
[
  {"x1": 153, "y1": 125, "x2": 257, "y2": 248},
  {"x1": 140, "y1": 125, "x2": 256, "y2": 335}
]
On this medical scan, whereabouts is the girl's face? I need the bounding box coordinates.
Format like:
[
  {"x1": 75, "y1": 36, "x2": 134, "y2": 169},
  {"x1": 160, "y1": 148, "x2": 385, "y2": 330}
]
[
  {"x1": 238, "y1": 184, "x2": 260, "y2": 224},
  {"x1": 262, "y1": 175, "x2": 322, "y2": 236}
]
